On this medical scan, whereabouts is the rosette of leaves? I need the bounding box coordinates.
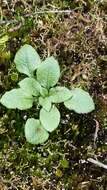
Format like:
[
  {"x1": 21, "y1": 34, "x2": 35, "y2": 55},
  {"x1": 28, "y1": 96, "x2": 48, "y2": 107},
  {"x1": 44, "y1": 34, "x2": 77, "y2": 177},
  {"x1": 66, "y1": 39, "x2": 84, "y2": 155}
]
[{"x1": 0, "y1": 44, "x2": 95, "y2": 145}]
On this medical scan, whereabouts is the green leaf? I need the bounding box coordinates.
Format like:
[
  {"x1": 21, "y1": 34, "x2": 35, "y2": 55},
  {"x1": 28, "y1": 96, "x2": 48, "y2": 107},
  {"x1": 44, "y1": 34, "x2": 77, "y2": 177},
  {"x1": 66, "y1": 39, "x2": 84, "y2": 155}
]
[
  {"x1": 39, "y1": 97, "x2": 51, "y2": 111},
  {"x1": 49, "y1": 86, "x2": 72, "y2": 103},
  {"x1": 64, "y1": 88, "x2": 95, "y2": 114},
  {"x1": 0, "y1": 89, "x2": 33, "y2": 110},
  {"x1": 19, "y1": 77, "x2": 41, "y2": 96},
  {"x1": 37, "y1": 56, "x2": 60, "y2": 89},
  {"x1": 40, "y1": 106, "x2": 60, "y2": 132},
  {"x1": 25, "y1": 118, "x2": 49, "y2": 144},
  {"x1": 40, "y1": 87, "x2": 48, "y2": 97},
  {"x1": 14, "y1": 44, "x2": 41, "y2": 76}
]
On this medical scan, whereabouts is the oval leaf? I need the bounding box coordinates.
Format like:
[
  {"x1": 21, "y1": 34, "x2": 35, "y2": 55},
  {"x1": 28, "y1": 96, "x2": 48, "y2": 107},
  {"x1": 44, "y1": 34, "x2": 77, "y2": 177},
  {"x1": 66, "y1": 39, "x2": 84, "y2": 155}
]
[
  {"x1": 25, "y1": 118, "x2": 49, "y2": 144},
  {"x1": 64, "y1": 88, "x2": 95, "y2": 114},
  {"x1": 14, "y1": 44, "x2": 41, "y2": 76},
  {"x1": 40, "y1": 106, "x2": 60, "y2": 132},
  {"x1": 49, "y1": 86, "x2": 72, "y2": 103},
  {"x1": 37, "y1": 56, "x2": 60, "y2": 89},
  {"x1": 0, "y1": 89, "x2": 33, "y2": 110},
  {"x1": 19, "y1": 77, "x2": 41, "y2": 96}
]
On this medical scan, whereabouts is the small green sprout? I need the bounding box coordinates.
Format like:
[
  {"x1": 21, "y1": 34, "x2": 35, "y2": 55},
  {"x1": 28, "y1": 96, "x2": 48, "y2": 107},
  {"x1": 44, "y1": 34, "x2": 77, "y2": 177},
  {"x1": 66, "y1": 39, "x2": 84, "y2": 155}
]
[{"x1": 0, "y1": 44, "x2": 95, "y2": 144}]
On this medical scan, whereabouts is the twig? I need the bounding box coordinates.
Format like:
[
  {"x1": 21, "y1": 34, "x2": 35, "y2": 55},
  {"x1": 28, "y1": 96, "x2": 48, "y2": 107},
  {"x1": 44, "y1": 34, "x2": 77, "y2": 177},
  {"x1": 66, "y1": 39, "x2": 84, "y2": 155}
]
[
  {"x1": 0, "y1": 8, "x2": 79, "y2": 25},
  {"x1": 25, "y1": 9, "x2": 74, "y2": 16},
  {"x1": 0, "y1": 20, "x2": 18, "y2": 24},
  {"x1": 93, "y1": 119, "x2": 100, "y2": 147},
  {"x1": 87, "y1": 158, "x2": 107, "y2": 170}
]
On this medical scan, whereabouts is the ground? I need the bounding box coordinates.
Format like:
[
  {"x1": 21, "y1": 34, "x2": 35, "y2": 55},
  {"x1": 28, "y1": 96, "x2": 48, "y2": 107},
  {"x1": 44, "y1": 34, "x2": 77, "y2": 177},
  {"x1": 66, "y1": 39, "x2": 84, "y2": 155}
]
[{"x1": 0, "y1": 0, "x2": 107, "y2": 189}]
